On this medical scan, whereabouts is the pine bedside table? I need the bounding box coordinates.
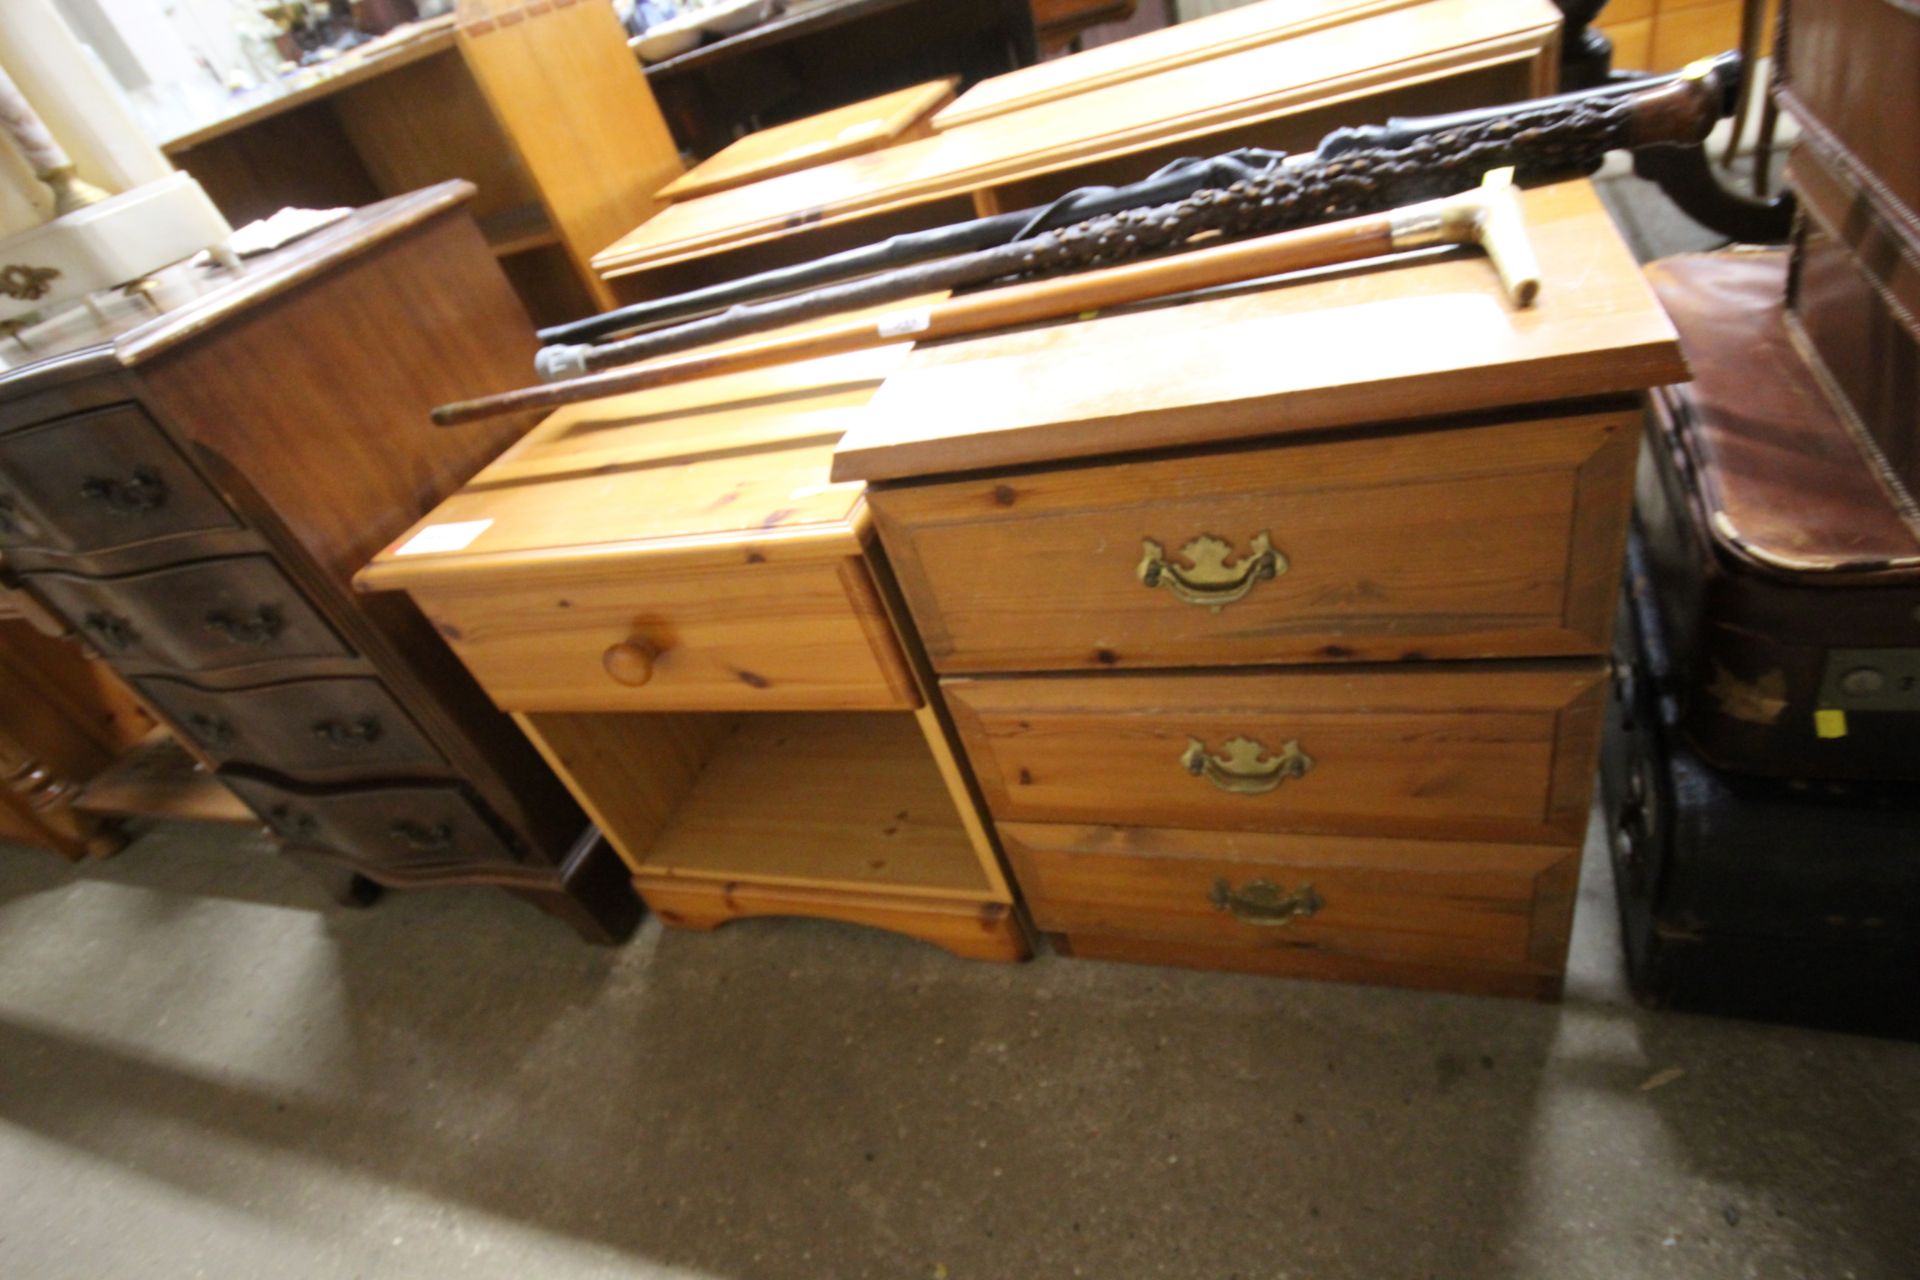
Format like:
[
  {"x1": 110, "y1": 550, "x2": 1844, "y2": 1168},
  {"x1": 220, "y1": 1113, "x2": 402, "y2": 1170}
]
[{"x1": 359, "y1": 345, "x2": 1025, "y2": 961}]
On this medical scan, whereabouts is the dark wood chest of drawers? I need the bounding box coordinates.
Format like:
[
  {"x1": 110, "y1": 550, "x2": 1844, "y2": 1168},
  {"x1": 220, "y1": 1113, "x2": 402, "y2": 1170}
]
[{"x1": 0, "y1": 183, "x2": 635, "y2": 941}]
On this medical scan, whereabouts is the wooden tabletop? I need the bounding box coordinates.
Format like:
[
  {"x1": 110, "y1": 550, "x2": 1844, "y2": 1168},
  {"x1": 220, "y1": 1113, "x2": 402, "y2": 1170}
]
[
  {"x1": 160, "y1": 16, "x2": 457, "y2": 153},
  {"x1": 0, "y1": 183, "x2": 475, "y2": 402},
  {"x1": 591, "y1": 0, "x2": 1560, "y2": 279},
  {"x1": 358, "y1": 344, "x2": 915, "y2": 592},
  {"x1": 934, "y1": 0, "x2": 1424, "y2": 131},
  {"x1": 658, "y1": 79, "x2": 958, "y2": 202},
  {"x1": 831, "y1": 181, "x2": 1688, "y2": 483}
]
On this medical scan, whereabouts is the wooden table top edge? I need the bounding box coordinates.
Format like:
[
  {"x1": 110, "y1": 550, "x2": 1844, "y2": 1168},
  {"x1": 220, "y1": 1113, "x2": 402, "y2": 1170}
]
[
  {"x1": 356, "y1": 506, "x2": 870, "y2": 596},
  {"x1": 159, "y1": 16, "x2": 459, "y2": 154},
  {"x1": 829, "y1": 354, "x2": 1681, "y2": 485},
  {"x1": 0, "y1": 182, "x2": 477, "y2": 401}
]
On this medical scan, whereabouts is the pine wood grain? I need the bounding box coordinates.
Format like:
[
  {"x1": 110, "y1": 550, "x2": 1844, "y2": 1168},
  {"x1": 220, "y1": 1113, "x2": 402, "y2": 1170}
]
[
  {"x1": 834, "y1": 182, "x2": 1684, "y2": 482},
  {"x1": 1002, "y1": 820, "x2": 1578, "y2": 973},
  {"x1": 514, "y1": 710, "x2": 736, "y2": 871},
  {"x1": 637, "y1": 878, "x2": 1028, "y2": 960},
  {"x1": 592, "y1": 0, "x2": 1559, "y2": 278},
  {"x1": 871, "y1": 410, "x2": 1639, "y2": 674},
  {"x1": 456, "y1": 0, "x2": 684, "y2": 309},
  {"x1": 360, "y1": 345, "x2": 908, "y2": 590},
  {"x1": 408, "y1": 552, "x2": 919, "y2": 714},
  {"x1": 661, "y1": 79, "x2": 958, "y2": 201},
  {"x1": 945, "y1": 664, "x2": 1608, "y2": 845},
  {"x1": 630, "y1": 713, "x2": 993, "y2": 897},
  {"x1": 936, "y1": 0, "x2": 1428, "y2": 130}
]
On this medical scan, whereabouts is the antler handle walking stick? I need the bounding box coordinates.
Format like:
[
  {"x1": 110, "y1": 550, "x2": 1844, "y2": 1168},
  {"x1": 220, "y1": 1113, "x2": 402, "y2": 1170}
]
[{"x1": 432, "y1": 172, "x2": 1539, "y2": 428}]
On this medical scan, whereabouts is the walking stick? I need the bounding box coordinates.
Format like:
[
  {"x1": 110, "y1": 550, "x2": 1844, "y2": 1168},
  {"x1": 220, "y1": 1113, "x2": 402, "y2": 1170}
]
[{"x1": 432, "y1": 172, "x2": 1538, "y2": 428}]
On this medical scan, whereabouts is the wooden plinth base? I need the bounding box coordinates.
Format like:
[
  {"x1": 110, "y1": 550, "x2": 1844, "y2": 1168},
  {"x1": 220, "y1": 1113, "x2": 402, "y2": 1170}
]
[
  {"x1": 1050, "y1": 932, "x2": 1564, "y2": 1000},
  {"x1": 638, "y1": 877, "x2": 1030, "y2": 962}
]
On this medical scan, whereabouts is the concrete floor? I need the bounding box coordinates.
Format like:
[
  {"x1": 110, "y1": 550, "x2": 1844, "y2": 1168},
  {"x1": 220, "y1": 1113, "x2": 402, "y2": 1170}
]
[
  {"x1": 2, "y1": 812, "x2": 1918, "y2": 1280},
  {"x1": 6, "y1": 158, "x2": 1915, "y2": 1280}
]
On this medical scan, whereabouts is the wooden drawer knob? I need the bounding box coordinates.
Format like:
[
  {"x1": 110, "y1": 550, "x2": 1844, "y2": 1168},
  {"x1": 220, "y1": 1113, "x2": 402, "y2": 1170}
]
[{"x1": 602, "y1": 639, "x2": 658, "y2": 686}]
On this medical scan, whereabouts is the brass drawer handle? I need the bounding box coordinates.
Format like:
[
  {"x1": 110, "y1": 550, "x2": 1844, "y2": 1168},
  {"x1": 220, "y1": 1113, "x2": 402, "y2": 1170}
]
[
  {"x1": 79, "y1": 466, "x2": 167, "y2": 515},
  {"x1": 82, "y1": 609, "x2": 140, "y2": 652},
  {"x1": 1210, "y1": 877, "x2": 1322, "y2": 926},
  {"x1": 390, "y1": 819, "x2": 454, "y2": 853},
  {"x1": 1181, "y1": 734, "x2": 1313, "y2": 795},
  {"x1": 313, "y1": 716, "x2": 383, "y2": 749},
  {"x1": 204, "y1": 604, "x2": 285, "y2": 647},
  {"x1": 1138, "y1": 532, "x2": 1286, "y2": 612}
]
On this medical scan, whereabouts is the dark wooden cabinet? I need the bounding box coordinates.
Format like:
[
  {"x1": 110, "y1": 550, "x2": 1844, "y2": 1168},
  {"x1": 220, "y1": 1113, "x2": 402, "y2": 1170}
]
[{"x1": 0, "y1": 183, "x2": 636, "y2": 942}]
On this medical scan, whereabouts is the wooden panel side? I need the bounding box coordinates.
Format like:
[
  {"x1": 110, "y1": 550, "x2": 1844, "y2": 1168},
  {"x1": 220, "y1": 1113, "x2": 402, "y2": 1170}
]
[
  {"x1": 456, "y1": 0, "x2": 684, "y2": 304},
  {"x1": 139, "y1": 210, "x2": 540, "y2": 592},
  {"x1": 636, "y1": 877, "x2": 1029, "y2": 962},
  {"x1": 330, "y1": 48, "x2": 543, "y2": 223},
  {"x1": 1559, "y1": 407, "x2": 1642, "y2": 649},
  {"x1": 514, "y1": 710, "x2": 732, "y2": 871}
]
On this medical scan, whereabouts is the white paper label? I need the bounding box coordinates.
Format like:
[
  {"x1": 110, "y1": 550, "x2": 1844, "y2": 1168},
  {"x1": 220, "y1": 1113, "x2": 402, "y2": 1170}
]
[
  {"x1": 393, "y1": 518, "x2": 493, "y2": 557},
  {"x1": 877, "y1": 307, "x2": 932, "y2": 339}
]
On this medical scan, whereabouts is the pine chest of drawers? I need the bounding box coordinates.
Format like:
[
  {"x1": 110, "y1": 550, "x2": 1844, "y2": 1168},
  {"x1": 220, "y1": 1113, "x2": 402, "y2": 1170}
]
[
  {"x1": 833, "y1": 181, "x2": 1687, "y2": 996},
  {"x1": 0, "y1": 183, "x2": 634, "y2": 941}
]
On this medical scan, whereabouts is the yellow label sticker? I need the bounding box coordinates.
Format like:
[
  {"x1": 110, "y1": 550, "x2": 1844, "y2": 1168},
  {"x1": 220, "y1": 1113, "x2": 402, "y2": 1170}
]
[{"x1": 1815, "y1": 708, "x2": 1848, "y2": 739}]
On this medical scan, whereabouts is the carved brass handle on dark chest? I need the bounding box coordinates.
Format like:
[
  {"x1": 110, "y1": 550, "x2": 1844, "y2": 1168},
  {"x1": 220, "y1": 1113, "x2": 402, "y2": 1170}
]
[
  {"x1": 390, "y1": 819, "x2": 454, "y2": 853},
  {"x1": 266, "y1": 804, "x2": 319, "y2": 841},
  {"x1": 79, "y1": 466, "x2": 167, "y2": 516},
  {"x1": 204, "y1": 604, "x2": 285, "y2": 647},
  {"x1": 82, "y1": 609, "x2": 140, "y2": 652},
  {"x1": 313, "y1": 716, "x2": 383, "y2": 749},
  {"x1": 1181, "y1": 735, "x2": 1313, "y2": 795},
  {"x1": 1209, "y1": 878, "x2": 1322, "y2": 926},
  {"x1": 1138, "y1": 531, "x2": 1286, "y2": 612},
  {"x1": 185, "y1": 712, "x2": 236, "y2": 748}
]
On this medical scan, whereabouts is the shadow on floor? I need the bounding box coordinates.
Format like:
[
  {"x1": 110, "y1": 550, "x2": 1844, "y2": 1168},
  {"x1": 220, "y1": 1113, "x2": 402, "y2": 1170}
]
[{"x1": 2, "y1": 815, "x2": 1917, "y2": 1279}]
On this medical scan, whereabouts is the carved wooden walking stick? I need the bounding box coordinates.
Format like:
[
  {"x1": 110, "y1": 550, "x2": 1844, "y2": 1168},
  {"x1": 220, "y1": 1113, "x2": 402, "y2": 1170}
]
[{"x1": 432, "y1": 172, "x2": 1540, "y2": 427}]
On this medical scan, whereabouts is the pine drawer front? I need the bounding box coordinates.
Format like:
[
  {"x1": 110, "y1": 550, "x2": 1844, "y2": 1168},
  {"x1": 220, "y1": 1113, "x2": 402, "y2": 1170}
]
[
  {"x1": 868, "y1": 412, "x2": 1636, "y2": 674},
  {"x1": 226, "y1": 775, "x2": 524, "y2": 873},
  {"x1": 945, "y1": 665, "x2": 1606, "y2": 844},
  {"x1": 0, "y1": 404, "x2": 242, "y2": 560},
  {"x1": 136, "y1": 675, "x2": 446, "y2": 780},
  {"x1": 409, "y1": 556, "x2": 918, "y2": 714},
  {"x1": 28, "y1": 556, "x2": 352, "y2": 675},
  {"x1": 1001, "y1": 821, "x2": 1578, "y2": 974}
]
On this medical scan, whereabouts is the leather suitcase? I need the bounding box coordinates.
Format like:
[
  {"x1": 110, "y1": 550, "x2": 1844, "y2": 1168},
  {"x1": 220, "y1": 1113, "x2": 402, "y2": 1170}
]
[
  {"x1": 1638, "y1": 249, "x2": 1920, "y2": 782},
  {"x1": 1601, "y1": 529, "x2": 1920, "y2": 1040}
]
